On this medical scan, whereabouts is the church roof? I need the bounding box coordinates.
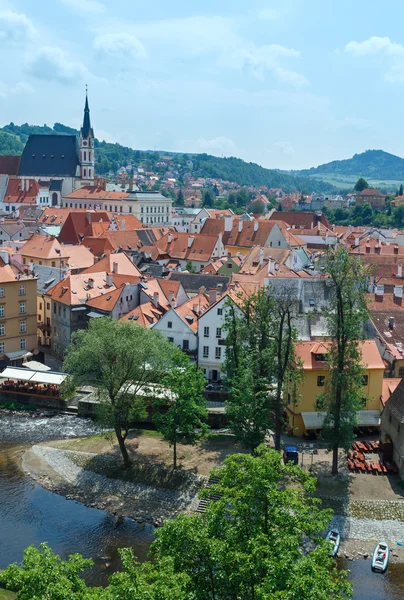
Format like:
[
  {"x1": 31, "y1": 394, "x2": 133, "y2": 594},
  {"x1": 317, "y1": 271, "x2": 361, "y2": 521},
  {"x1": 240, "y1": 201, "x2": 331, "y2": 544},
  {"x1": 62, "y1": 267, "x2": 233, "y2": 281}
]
[
  {"x1": 19, "y1": 134, "x2": 80, "y2": 177},
  {"x1": 81, "y1": 93, "x2": 93, "y2": 139}
]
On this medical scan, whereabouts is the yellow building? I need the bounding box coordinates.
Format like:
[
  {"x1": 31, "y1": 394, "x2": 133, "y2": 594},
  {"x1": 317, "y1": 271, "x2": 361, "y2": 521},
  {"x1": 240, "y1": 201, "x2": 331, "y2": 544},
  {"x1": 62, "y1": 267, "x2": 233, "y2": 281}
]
[
  {"x1": 287, "y1": 340, "x2": 385, "y2": 436},
  {"x1": 0, "y1": 265, "x2": 37, "y2": 366},
  {"x1": 19, "y1": 234, "x2": 69, "y2": 268}
]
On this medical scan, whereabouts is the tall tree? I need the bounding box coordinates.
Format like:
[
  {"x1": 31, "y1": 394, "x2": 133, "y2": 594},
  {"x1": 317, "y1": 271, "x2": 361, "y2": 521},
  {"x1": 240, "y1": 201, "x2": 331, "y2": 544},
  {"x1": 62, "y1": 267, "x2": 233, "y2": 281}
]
[
  {"x1": 318, "y1": 247, "x2": 370, "y2": 475},
  {"x1": 153, "y1": 362, "x2": 209, "y2": 468},
  {"x1": 202, "y1": 189, "x2": 214, "y2": 207},
  {"x1": 399, "y1": 183, "x2": 403, "y2": 196},
  {"x1": 354, "y1": 177, "x2": 369, "y2": 192},
  {"x1": 176, "y1": 188, "x2": 185, "y2": 206},
  {"x1": 63, "y1": 318, "x2": 181, "y2": 468},
  {"x1": 152, "y1": 446, "x2": 352, "y2": 600},
  {"x1": 224, "y1": 288, "x2": 300, "y2": 451}
]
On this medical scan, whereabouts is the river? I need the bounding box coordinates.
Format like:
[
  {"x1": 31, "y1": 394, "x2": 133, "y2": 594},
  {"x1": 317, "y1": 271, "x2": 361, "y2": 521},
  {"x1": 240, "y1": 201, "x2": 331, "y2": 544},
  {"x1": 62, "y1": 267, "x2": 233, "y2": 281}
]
[{"x1": 0, "y1": 412, "x2": 404, "y2": 596}]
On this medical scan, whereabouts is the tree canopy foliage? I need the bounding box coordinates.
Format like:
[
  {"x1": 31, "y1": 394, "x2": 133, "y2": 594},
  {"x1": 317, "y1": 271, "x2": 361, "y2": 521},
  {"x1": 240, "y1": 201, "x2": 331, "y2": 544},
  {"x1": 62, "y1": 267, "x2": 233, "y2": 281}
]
[{"x1": 354, "y1": 177, "x2": 369, "y2": 192}]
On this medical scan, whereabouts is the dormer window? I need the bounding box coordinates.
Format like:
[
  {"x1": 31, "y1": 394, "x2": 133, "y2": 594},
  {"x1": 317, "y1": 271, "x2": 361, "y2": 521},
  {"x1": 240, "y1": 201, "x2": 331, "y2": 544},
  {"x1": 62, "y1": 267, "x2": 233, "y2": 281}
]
[{"x1": 314, "y1": 353, "x2": 327, "y2": 362}]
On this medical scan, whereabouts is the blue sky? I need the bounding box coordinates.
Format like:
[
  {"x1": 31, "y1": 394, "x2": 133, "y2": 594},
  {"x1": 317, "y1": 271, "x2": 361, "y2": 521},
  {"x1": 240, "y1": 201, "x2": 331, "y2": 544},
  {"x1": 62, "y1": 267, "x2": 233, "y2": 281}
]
[{"x1": 0, "y1": 0, "x2": 404, "y2": 169}]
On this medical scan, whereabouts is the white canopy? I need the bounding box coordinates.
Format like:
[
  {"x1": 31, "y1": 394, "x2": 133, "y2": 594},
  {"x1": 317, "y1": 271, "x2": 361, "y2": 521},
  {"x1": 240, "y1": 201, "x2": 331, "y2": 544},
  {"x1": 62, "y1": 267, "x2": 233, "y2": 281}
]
[
  {"x1": 0, "y1": 367, "x2": 66, "y2": 386},
  {"x1": 23, "y1": 361, "x2": 51, "y2": 372},
  {"x1": 30, "y1": 372, "x2": 66, "y2": 385},
  {"x1": 1, "y1": 367, "x2": 35, "y2": 381},
  {"x1": 301, "y1": 410, "x2": 380, "y2": 430}
]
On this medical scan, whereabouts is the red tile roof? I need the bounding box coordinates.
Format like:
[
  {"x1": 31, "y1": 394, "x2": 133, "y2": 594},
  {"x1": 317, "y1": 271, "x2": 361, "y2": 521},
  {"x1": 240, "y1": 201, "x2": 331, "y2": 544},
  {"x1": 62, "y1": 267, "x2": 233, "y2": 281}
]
[
  {"x1": 82, "y1": 253, "x2": 141, "y2": 276},
  {"x1": 21, "y1": 234, "x2": 69, "y2": 260},
  {"x1": 3, "y1": 179, "x2": 39, "y2": 204},
  {"x1": 64, "y1": 186, "x2": 130, "y2": 200},
  {"x1": 270, "y1": 211, "x2": 330, "y2": 229},
  {"x1": 0, "y1": 156, "x2": 21, "y2": 176},
  {"x1": 155, "y1": 232, "x2": 220, "y2": 262},
  {"x1": 295, "y1": 340, "x2": 384, "y2": 370},
  {"x1": 58, "y1": 212, "x2": 111, "y2": 244},
  {"x1": 47, "y1": 272, "x2": 116, "y2": 306}
]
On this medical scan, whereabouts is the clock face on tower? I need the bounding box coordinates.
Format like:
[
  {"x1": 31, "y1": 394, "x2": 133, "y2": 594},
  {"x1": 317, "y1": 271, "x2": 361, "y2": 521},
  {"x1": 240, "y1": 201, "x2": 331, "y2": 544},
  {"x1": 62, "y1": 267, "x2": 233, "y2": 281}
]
[{"x1": 83, "y1": 141, "x2": 88, "y2": 146}]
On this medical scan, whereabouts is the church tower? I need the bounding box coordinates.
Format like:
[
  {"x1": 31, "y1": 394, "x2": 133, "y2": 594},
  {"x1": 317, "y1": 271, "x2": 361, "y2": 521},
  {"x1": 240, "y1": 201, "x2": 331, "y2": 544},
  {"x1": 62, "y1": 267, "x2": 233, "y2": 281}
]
[{"x1": 79, "y1": 88, "x2": 95, "y2": 184}]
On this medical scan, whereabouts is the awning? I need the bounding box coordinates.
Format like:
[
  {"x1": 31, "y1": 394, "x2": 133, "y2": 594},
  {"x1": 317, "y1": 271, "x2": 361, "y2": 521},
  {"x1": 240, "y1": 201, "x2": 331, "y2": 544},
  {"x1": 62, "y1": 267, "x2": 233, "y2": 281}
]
[
  {"x1": 87, "y1": 311, "x2": 105, "y2": 318},
  {"x1": 0, "y1": 366, "x2": 66, "y2": 386},
  {"x1": 23, "y1": 361, "x2": 51, "y2": 372},
  {"x1": 71, "y1": 306, "x2": 87, "y2": 312},
  {"x1": 301, "y1": 410, "x2": 380, "y2": 430},
  {"x1": 30, "y1": 372, "x2": 66, "y2": 385},
  {"x1": 0, "y1": 367, "x2": 35, "y2": 381},
  {"x1": 5, "y1": 350, "x2": 33, "y2": 360}
]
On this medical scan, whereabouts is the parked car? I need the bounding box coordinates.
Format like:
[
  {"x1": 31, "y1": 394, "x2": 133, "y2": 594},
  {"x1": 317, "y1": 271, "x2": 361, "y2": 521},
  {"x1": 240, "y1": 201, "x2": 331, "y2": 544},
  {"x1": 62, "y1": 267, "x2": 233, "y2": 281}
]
[{"x1": 283, "y1": 445, "x2": 299, "y2": 465}]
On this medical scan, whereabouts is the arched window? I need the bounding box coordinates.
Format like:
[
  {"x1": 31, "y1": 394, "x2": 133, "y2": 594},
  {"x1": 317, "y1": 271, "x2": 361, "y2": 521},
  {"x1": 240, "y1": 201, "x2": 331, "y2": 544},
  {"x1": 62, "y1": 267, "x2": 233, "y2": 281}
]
[
  {"x1": 88, "y1": 169, "x2": 91, "y2": 178},
  {"x1": 83, "y1": 168, "x2": 87, "y2": 177},
  {"x1": 51, "y1": 192, "x2": 58, "y2": 206},
  {"x1": 84, "y1": 151, "x2": 87, "y2": 161}
]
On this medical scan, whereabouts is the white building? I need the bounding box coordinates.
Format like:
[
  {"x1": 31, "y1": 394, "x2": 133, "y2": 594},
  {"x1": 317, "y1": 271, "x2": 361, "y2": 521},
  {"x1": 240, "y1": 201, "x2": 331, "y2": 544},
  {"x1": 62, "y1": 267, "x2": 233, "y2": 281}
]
[{"x1": 197, "y1": 292, "x2": 232, "y2": 382}]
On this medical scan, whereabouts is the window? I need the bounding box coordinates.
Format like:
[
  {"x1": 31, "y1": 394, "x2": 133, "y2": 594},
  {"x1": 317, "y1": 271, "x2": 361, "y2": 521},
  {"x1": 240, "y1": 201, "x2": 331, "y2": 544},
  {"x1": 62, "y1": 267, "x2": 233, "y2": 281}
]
[
  {"x1": 217, "y1": 308, "x2": 223, "y2": 315},
  {"x1": 39, "y1": 302, "x2": 42, "y2": 310},
  {"x1": 0, "y1": 288, "x2": 4, "y2": 298},
  {"x1": 168, "y1": 321, "x2": 173, "y2": 329},
  {"x1": 52, "y1": 261, "x2": 56, "y2": 268},
  {"x1": 20, "y1": 338, "x2": 26, "y2": 350},
  {"x1": 19, "y1": 285, "x2": 25, "y2": 296},
  {"x1": 19, "y1": 302, "x2": 26, "y2": 314},
  {"x1": 168, "y1": 337, "x2": 174, "y2": 343},
  {"x1": 120, "y1": 206, "x2": 123, "y2": 213},
  {"x1": 314, "y1": 353, "x2": 327, "y2": 362},
  {"x1": 58, "y1": 306, "x2": 61, "y2": 316},
  {"x1": 129, "y1": 207, "x2": 132, "y2": 214},
  {"x1": 278, "y1": 241, "x2": 281, "y2": 247},
  {"x1": 317, "y1": 375, "x2": 326, "y2": 387},
  {"x1": 216, "y1": 327, "x2": 222, "y2": 338},
  {"x1": 20, "y1": 320, "x2": 26, "y2": 333},
  {"x1": 141, "y1": 207, "x2": 144, "y2": 213},
  {"x1": 63, "y1": 307, "x2": 66, "y2": 318},
  {"x1": 215, "y1": 347, "x2": 222, "y2": 359},
  {"x1": 47, "y1": 303, "x2": 50, "y2": 310},
  {"x1": 0, "y1": 324, "x2": 4, "y2": 336},
  {"x1": 0, "y1": 343, "x2": 4, "y2": 353},
  {"x1": 203, "y1": 346, "x2": 209, "y2": 358},
  {"x1": 362, "y1": 375, "x2": 369, "y2": 386},
  {"x1": 183, "y1": 340, "x2": 189, "y2": 350},
  {"x1": 0, "y1": 305, "x2": 4, "y2": 317},
  {"x1": 204, "y1": 326, "x2": 210, "y2": 337}
]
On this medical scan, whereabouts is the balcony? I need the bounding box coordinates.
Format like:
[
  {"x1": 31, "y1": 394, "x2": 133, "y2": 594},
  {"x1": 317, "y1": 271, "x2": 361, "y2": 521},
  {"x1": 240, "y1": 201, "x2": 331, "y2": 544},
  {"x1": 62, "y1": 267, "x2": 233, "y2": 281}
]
[{"x1": 181, "y1": 347, "x2": 197, "y2": 358}]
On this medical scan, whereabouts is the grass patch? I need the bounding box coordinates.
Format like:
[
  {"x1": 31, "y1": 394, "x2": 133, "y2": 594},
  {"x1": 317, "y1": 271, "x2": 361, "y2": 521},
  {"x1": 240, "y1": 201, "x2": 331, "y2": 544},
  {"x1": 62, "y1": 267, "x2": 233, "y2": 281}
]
[{"x1": 0, "y1": 589, "x2": 17, "y2": 599}]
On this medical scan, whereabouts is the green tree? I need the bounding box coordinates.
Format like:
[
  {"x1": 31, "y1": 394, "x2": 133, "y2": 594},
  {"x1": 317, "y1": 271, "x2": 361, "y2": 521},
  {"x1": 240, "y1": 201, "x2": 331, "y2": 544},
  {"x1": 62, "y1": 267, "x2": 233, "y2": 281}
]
[
  {"x1": 152, "y1": 446, "x2": 352, "y2": 600},
  {"x1": 399, "y1": 184, "x2": 403, "y2": 196},
  {"x1": 184, "y1": 259, "x2": 197, "y2": 273},
  {"x1": 354, "y1": 177, "x2": 369, "y2": 192},
  {"x1": 392, "y1": 205, "x2": 404, "y2": 228},
  {"x1": 318, "y1": 248, "x2": 370, "y2": 475},
  {"x1": 62, "y1": 318, "x2": 180, "y2": 468},
  {"x1": 224, "y1": 289, "x2": 300, "y2": 451},
  {"x1": 176, "y1": 188, "x2": 185, "y2": 206},
  {"x1": 153, "y1": 362, "x2": 209, "y2": 467},
  {"x1": 248, "y1": 200, "x2": 265, "y2": 214},
  {"x1": 202, "y1": 189, "x2": 214, "y2": 207},
  {"x1": 0, "y1": 543, "x2": 100, "y2": 600}
]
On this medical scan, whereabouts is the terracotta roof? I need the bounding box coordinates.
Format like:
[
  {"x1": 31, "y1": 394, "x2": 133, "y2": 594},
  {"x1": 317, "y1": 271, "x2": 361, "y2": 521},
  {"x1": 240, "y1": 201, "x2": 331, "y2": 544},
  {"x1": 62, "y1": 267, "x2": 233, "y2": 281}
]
[
  {"x1": 0, "y1": 264, "x2": 32, "y2": 283},
  {"x1": 3, "y1": 179, "x2": 39, "y2": 204},
  {"x1": 0, "y1": 156, "x2": 21, "y2": 176},
  {"x1": 103, "y1": 228, "x2": 167, "y2": 251},
  {"x1": 82, "y1": 253, "x2": 141, "y2": 276},
  {"x1": 58, "y1": 212, "x2": 111, "y2": 244},
  {"x1": 39, "y1": 208, "x2": 107, "y2": 226},
  {"x1": 270, "y1": 211, "x2": 330, "y2": 229},
  {"x1": 64, "y1": 186, "x2": 130, "y2": 200},
  {"x1": 81, "y1": 236, "x2": 115, "y2": 258},
  {"x1": 156, "y1": 232, "x2": 220, "y2": 262},
  {"x1": 63, "y1": 245, "x2": 95, "y2": 271},
  {"x1": 381, "y1": 378, "x2": 401, "y2": 407},
  {"x1": 47, "y1": 272, "x2": 116, "y2": 306},
  {"x1": 294, "y1": 340, "x2": 384, "y2": 370},
  {"x1": 201, "y1": 218, "x2": 283, "y2": 249},
  {"x1": 172, "y1": 292, "x2": 210, "y2": 331},
  {"x1": 112, "y1": 215, "x2": 143, "y2": 230},
  {"x1": 21, "y1": 234, "x2": 69, "y2": 260},
  {"x1": 357, "y1": 188, "x2": 386, "y2": 197},
  {"x1": 120, "y1": 301, "x2": 165, "y2": 326},
  {"x1": 240, "y1": 247, "x2": 290, "y2": 276},
  {"x1": 86, "y1": 286, "x2": 123, "y2": 311},
  {"x1": 84, "y1": 221, "x2": 110, "y2": 238}
]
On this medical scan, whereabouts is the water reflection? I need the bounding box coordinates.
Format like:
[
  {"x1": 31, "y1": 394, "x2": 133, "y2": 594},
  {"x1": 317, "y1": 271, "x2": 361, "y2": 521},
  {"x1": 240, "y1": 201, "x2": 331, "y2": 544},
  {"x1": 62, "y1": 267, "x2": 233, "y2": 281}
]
[
  {"x1": 338, "y1": 556, "x2": 404, "y2": 599},
  {"x1": 0, "y1": 413, "x2": 154, "y2": 586}
]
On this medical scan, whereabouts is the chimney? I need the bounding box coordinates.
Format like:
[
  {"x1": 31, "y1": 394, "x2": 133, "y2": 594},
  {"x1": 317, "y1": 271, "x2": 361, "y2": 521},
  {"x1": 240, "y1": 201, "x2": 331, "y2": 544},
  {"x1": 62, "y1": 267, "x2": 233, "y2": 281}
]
[
  {"x1": 317, "y1": 221, "x2": 321, "y2": 233},
  {"x1": 375, "y1": 285, "x2": 384, "y2": 301},
  {"x1": 267, "y1": 257, "x2": 275, "y2": 275},
  {"x1": 355, "y1": 237, "x2": 359, "y2": 246},
  {"x1": 399, "y1": 264, "x2": 403, "y2": 278},
  {"x1": 188, "y1": 236, "x2": 194, "y2": 248},
  {"x1": 254, "y1": 221, "x2": 258, "y2": 232},
  {"x1": 106, "y1": 273, "x2": 113, "y2": 287},
  {"x1": 112, "y1": 261, "x2": 118, "y2": 274},
  {"x1": 86, "y1": 211, "x2": 91, "y2": 225},
  {"x1": 168, "y1": 233, "x2": 173, "y2": 243},
  {"x1": 128, "y1": 179, "x2": 133, "y2": 191},
  {"x1": 26, "y1": 179, "x2": 29, "y2": 192},
  {"x1": 152, "y1": 292, "x2": 159, "y2": 308},
  {"x1": 199, "y1": 286, "x2": 206, "y2": 295},
  {"x1": 87, "y1": 277, "x2": 94, "y2": 289},
  {"x1": 238, "y1": 220, "x2": 243, "y2": 233},
  {"x1": 259, "y1": 247, "x2": 264, "y2": 267},
  {"x1": 121, "y1": 219, "x2": 126, "y2": 231},
  {"x1": 168, "y1": 290, "x2": 175, "y2": 307},
  {"x1": 224, "y1": 216, "x2": 233, "y2": 231},
  {"x1": 389, "y1": 316, "x2": 395, "y2": 330},
  {"x1": 209, "y1": 288, "x2": 217, "y2": 305}
]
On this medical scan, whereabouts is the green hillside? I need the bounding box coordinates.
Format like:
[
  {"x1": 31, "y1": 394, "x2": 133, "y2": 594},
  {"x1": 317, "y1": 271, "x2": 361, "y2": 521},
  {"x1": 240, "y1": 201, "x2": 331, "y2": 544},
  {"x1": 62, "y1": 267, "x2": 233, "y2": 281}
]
[
  {"x1": 0, "y1": 122, "x2": 335, "y2": 193},
  {"x1": 296, "y1": 149, "x2": 404, "y2": 182}
]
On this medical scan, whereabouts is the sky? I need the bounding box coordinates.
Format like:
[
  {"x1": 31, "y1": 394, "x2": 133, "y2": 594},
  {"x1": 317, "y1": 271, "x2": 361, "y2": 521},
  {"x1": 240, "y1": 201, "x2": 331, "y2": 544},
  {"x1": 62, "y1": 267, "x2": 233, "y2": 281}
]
[{"x1": 1, "y1": 0, "x2": 404, "y2": 170}]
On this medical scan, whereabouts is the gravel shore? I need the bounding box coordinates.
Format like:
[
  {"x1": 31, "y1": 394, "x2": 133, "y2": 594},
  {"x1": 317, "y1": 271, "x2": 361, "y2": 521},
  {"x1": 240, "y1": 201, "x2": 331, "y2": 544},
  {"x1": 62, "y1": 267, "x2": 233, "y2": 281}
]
[{"x1": 23, "y1": 445, "x2": 203, "y2": 527}]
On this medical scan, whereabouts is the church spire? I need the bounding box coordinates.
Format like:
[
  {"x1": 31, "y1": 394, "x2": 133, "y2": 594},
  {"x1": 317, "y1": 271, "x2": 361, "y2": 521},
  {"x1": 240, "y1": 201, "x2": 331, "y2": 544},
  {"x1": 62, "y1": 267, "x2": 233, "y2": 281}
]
[{"x1": 81, "y1": 86, "x2": 93, "y2": 139}]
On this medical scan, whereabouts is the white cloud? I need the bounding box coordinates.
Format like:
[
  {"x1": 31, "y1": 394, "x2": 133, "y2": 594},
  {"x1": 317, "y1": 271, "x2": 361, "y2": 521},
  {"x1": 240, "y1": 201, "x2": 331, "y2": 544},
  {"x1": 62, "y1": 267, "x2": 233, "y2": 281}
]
[
  {"x1": 94, "y1": 33, "x2": 146, "y2": 59},
  {"x1": 194, "y1": 136, "x2": 238, "y2": 156},
  {"x1": 344, "y1": 36, "x2": 404, "y2": 84},
  {"x1": 61, "y1": 0, "x2": 105, "y2": 15},
  {"x1": 0, "y1": 80, "x2": 33, "y2": 98},
  {"x1": 27, "y1": 46, "x2": 93, "y2": 84},
  {"x1": 0, "y1": 10, "x2": 36, "y2": 42}
]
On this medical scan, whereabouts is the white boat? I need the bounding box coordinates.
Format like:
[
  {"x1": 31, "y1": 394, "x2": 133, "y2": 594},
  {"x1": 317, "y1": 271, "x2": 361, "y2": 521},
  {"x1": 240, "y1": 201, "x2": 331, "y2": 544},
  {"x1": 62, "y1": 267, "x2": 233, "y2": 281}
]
[
  {"x1": 326, "y1": 528, "x2": 341, "y2": 557},
  {"x1": 371, "y1": 542, "x2": 389, "y2": 573}
]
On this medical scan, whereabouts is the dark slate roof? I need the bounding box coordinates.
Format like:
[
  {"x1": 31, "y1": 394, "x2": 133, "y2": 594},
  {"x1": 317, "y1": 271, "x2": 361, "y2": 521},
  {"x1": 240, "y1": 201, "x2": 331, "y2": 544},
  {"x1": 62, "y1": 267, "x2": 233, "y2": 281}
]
[
  {"x1": 168, "y1": 272, "x2": 230, "y2": 294},
  {"x1": 49, "y1": 179, "x2": 63, "y2": 191},
  {"x1": 385, "y1": 378, "x2": 404, "y2": 423},
  {"x1": 139, "y1": 262, "x2": 167, "y2": 277},
  {"x1": 81, "y1": 94, "x2": 93, "y2": 139},
  {"x1": 0, "y1": 156, "x2": 21, "y2": 175},
  {"x1": 19, "y1": 135, "x2": 80, "y2": 177},
  {"x1": 31, "y1": 264, "x2": 64, "y2": 295}
]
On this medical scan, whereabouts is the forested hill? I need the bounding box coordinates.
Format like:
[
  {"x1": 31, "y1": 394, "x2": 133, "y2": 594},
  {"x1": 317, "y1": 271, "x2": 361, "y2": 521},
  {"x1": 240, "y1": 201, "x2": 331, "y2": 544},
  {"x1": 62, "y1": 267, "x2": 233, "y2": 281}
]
[
  {"x1": 0, "y1": 122, "x2": 335, "y2": 193},
  {"x1": 296, "y1": 149, "x2": 404, "y2": 180}
]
